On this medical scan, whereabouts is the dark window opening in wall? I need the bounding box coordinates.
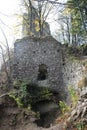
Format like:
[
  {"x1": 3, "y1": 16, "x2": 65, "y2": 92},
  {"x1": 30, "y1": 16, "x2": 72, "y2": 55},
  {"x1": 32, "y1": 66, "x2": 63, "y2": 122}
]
[
  {"x1": 33, "y1": 51, "x2": 35, "y2": 54},
  {"x1": 57, "y1": 49, "x2": 60, "y2": 52},
  {"x1": 44, "y1": 50, "x2": 46, "y2": 53},
  {"x1": 38, "y1": 64, "x2": 48, "y2": 80}
]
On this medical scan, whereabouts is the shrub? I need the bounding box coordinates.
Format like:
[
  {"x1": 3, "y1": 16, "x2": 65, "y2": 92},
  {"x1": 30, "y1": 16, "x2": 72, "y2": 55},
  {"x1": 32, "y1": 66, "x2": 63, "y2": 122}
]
[
  {"x1": 10, "y1": 80, "x2": 53, "y2": 108},
  {"x1": 68, "y1": 86, "x2": 79, "y2": 106},
  {"x1": 59, "y1": 101, "x2": 70, "y2": 114}
]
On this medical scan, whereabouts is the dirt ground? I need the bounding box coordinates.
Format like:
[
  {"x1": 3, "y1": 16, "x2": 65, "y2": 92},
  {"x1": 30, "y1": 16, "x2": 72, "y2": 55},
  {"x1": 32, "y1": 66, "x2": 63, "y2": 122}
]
[{"x1": 0, "y1": 93, "x2": 65, "y2": 130}]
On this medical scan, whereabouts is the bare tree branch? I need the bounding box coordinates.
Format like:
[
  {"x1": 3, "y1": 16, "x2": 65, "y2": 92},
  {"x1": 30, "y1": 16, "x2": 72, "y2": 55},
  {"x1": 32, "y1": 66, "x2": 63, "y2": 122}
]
[{"x1": 0, "y1": 26, "x2": 12, "y2": 78}]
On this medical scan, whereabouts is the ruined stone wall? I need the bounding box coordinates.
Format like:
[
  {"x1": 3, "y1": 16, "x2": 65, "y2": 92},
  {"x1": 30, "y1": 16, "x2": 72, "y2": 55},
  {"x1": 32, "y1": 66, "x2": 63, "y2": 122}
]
[
  {"x1": 13, "y1": 36, "x2": 87, "y2": 103},
  {"x1": 22, "y1": 11, "x2": 51, "y2": 37},
  {"x1": 14, "y1": 36, "x2": 67, "y2": 100},
  {"x1": 62, "y1": 58, "x2": 84, "y2": 89},
  {"x1": 56, "y1": 53, "x2": 87, "y2": 104},
  {"x1": 62, "y1": 56, "x2": 87, "y2": 96}
]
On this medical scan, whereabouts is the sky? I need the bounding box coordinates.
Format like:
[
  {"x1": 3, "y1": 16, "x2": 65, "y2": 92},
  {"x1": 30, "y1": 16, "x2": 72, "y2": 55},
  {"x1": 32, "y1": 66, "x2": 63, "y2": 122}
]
[
  {"x1": 0, "y1": 0, "x2": 18, "y2": 14},
  {"x1": 0, "y1": 0, "x2": 21, "y2": 68},
  {"x1": 0, "y1": 0, "x2": 21, "y2": 47}
]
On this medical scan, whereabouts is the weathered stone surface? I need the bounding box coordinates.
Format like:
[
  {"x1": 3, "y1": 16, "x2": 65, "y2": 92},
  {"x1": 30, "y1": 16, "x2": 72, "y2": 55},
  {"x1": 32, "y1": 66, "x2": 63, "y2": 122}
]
[
  {"x1": 62, "y1": 58, "x2": 84, "y2": 88},
  {"x1": 13, "y1": 36, "x2": 67, "y2": 100},
  {"x1": 61, "y1": 55, "x2": 87, "y2": 104},
  {"x1": 13, "y1": 36, "x2": 87, "y2": 103}
]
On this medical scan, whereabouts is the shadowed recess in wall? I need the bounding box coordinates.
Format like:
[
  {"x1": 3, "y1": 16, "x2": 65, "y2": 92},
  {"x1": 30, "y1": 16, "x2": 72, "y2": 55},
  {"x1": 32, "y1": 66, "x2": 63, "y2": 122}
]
[{"x1": 37, "y1": 64, "x2": 48, "y2": 80}]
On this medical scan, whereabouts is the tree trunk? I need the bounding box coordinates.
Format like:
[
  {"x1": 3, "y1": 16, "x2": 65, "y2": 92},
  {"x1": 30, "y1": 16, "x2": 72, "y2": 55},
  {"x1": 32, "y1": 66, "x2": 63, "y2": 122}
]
[
  {"x1": 28, "y1": 0, "x2": 33, "y2": 32},
  {"x1": 76, "y1": 0, "x2": 87, "y2": 34}
]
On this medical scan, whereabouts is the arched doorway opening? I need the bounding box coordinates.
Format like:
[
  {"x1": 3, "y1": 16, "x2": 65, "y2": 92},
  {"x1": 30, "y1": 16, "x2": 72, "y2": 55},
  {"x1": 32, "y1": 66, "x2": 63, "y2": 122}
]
[{"x1": 37, "y1": 64, "x2": 48, "y2": 80}]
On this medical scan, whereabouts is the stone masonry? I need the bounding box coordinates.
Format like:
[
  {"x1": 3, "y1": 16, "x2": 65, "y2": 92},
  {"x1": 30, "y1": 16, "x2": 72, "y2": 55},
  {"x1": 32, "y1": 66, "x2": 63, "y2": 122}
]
[
  {"x1": 14, "y1": 36, "x2": 87, "y2": 103},
  {"x1": 13, "y1": 36, "x2": 67, "y2": 100}
]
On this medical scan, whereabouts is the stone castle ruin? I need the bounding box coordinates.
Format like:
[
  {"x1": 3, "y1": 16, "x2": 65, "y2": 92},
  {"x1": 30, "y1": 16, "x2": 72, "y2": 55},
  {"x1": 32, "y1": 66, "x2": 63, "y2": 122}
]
[
  {"x1": 22, "y1": 13, "x2": 50, "y2": 37},
  {"x1": 14, "y1": 36, "x2": 67, "y2": 100},
  {"x1": 13, "y1": 35, "x2": 87, "y2": 103},
  {"x1": 22, "y1": 1, "x2": 50, "y2": 37}
]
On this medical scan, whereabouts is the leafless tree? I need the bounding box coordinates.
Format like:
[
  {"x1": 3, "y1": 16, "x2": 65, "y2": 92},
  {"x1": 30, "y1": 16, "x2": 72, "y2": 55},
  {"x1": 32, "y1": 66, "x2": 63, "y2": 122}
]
[
  {"x1": 22, "y1": 0, "x2": 54, "y2": 36},
  {"x1": 0, "y1": 27, "x2": 12, "y2": 87}
]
